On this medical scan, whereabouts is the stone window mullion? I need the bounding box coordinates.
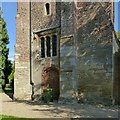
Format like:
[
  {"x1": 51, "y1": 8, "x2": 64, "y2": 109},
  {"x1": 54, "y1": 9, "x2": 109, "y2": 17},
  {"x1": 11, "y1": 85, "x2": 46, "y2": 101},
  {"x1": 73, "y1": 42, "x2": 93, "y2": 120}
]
[
  {"x1": 39, "y1": 37, "x2": 41, "y2": 57},
  {"x1": 50, "y1": 35, "x2": 52, "y2": 57},
  {"x1": 45, "y1": 36, "x2": 47, "y2": 58}
]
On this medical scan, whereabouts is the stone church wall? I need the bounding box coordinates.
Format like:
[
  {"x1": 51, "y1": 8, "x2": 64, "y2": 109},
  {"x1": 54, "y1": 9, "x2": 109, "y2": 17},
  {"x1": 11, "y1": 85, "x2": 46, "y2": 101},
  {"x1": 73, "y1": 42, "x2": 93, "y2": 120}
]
[
  {"x1": 31, "y1": 2, "x2": 61, "y2": 99},
  {"x1": 60, "y1": 2, "x2": 77, "y2": 98},
  {"x1": 31, "y1": 2, "x2": 61, "y2": 31},
  {"x1": 14, "y1": 2, "x2": 32, "y2": 100},
  {"x1": 75, "y1": 3, "x2": 113, "y2": 103},
  {"x1": 113, "y1": 34, "x2": 120, "y2": 104},
  {"x1": 14, "y1": 2, "x2": 114, "y2": 103}
]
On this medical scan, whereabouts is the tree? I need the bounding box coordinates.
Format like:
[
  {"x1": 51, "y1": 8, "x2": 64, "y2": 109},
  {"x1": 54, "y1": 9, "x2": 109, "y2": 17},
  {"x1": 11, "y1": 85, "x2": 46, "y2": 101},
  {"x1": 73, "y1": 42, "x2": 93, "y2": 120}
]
[
  {"x1": 115, "y1": 31, "x2": 120, "y2": 41},
  {"x1": 8, "y1": 64, "x2": 14, "y2": 91},
  {"x1": 0, "y1": 7, "x2": 10, "y2": 90}
]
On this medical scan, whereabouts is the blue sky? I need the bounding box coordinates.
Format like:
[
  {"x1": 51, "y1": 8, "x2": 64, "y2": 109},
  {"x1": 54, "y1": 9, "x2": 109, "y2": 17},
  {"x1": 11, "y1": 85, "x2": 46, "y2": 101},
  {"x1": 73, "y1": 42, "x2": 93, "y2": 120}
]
[
  {"x1": 115, "y1": 1, "x2": 120, "y2": 31},
  {"x1": 0, "y1": 2, "x2": 120, "y2": 60},
  {"x1": 1, "y1": 2, "x2": 17, "y2": 61}
]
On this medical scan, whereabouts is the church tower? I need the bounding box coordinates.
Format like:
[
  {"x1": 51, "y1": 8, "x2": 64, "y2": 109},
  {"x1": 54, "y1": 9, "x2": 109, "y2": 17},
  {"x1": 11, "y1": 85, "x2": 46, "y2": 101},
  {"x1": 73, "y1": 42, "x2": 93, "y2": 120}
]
[
  {"x1": 14, "y1": 1, "x2": 32, "y2": 100},
  {"x1": 14, "y1": 1, "x2": 115, "y2": 104}
]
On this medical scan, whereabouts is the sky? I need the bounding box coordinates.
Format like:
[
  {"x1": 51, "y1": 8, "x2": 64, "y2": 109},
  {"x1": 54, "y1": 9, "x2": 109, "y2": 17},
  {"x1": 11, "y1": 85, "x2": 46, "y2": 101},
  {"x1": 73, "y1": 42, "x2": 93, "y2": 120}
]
[
  {"x1": 0, "y1": 1, "x2": 120, "y2": 61},
  {"x1": 114, "y1": 1, "x2": 120, "y2": 31},
  {"x1": 1, "y1": 2, "x2": 17, "y2": 61}
]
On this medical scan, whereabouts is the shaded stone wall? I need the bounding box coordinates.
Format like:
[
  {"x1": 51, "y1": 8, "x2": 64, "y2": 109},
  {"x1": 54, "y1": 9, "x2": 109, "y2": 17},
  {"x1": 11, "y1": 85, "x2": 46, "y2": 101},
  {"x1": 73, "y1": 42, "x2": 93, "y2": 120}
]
[
  {"x1": 15, "y1": 2, "x2": 114, "y2": 103},
  {"x1": 31, "y1": 2, "x2": 61, "y2": 99},
  {"x1": 60, "y1": 2, "x2": 77, "y2": 98},
  {"x1": 14, "y1": 2, "x2": 32, "y2": 100},
  {"x1": 75, "y1": 2, "x2": 113, "y2": 103},
  {"x1": 113, "y1": 34, "x2": 120, "y2": 104},
  {"x1": 113, "y1": 50, "x2": 120, "y2": 104}
]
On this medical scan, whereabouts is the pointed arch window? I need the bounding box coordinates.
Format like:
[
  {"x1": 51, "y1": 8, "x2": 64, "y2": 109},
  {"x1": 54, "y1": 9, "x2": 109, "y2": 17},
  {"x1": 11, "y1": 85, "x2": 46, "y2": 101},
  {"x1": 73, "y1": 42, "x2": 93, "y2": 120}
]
[{"x1": 45, "y1": 3, "x2": 50, "y2": 15}]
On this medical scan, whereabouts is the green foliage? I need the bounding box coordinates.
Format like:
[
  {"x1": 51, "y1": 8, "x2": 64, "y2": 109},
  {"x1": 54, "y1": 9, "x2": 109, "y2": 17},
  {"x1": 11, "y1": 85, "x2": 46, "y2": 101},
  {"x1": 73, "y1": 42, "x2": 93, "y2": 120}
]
[
  {"x1": 0, "y1": 7, "x2": 12, "y2": 90},
  {"x1": 115, "y1": 31, "x2": 120, "y2": 41},
  {"x1": 0, "y1": 79, "x2": 5, "y2": 89},
  {"x1": 43, "y1": 88, "x2": 53, "y2": 103},
  {"x1": 8, "y1": 64, "x2": 14, "y2": 90}
]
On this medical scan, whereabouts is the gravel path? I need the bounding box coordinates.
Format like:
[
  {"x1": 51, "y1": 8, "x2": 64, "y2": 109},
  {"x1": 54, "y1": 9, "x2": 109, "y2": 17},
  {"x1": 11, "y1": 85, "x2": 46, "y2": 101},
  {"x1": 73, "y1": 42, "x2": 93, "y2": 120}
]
[{"x1": 0, "y1": 93, "x2": 119, "y2": 118}]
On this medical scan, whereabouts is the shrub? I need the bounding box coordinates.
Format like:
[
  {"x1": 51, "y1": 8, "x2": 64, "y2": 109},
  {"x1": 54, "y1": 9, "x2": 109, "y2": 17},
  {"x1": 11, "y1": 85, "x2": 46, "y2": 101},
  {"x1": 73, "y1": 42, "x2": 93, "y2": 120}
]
[
  {"x1": 43, "y1": 88, "x2": 53, "y2": 103},
  {"x1": 0, "y1": 79, "x2": 5, "y2": 90}
]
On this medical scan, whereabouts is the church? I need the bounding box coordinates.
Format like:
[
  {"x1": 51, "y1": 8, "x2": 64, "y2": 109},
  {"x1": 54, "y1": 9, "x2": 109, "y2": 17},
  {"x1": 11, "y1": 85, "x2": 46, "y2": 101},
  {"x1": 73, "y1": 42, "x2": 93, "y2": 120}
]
[{"x1": 14, "y1": 1, "x2": 120, "y2": 104}]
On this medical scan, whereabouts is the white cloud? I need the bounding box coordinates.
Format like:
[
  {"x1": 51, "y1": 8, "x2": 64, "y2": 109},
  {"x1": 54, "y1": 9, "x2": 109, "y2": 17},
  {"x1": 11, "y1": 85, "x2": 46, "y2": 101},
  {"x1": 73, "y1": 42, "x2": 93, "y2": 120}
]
[{"x1": 8, "y1": 57, "x2": 14, "y2": 62}]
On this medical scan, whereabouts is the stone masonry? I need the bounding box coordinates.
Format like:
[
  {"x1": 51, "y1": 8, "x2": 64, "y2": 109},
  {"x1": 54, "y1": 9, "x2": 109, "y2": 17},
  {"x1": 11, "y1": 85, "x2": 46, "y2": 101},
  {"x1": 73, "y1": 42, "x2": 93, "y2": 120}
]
[
  {"x1": 14, "y1": 1, "x2": 119, "y2": 104},
  {"x1": 14, "y1": 2, "x2": 32, "y2": 100}
]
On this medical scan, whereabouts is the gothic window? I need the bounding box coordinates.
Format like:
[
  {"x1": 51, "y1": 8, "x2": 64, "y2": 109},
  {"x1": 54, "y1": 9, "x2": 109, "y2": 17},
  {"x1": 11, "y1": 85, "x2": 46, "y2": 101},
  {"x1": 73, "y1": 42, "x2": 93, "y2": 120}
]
[
  {"x1": 40, "y1": 35, "x2": 57, "y2": 58},
  {"x1": 46, "y1": 36, "x2": 51, "y2": 57},
  {"x1": 52, "y1": 35, "x2": 57, "y2": 56},
  {"x1": 45, "y1": 3, "x2": 50, "y2": 15},
  {"x1": 41, "y1": 37, "x2": 45, "y2": 58}
]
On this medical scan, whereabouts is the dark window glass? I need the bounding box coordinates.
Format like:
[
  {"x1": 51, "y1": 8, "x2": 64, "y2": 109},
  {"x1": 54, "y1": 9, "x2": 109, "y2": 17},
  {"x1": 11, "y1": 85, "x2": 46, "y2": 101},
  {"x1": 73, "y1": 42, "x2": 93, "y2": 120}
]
[
  {"x1": 46, "y1": 36, "x2": 51, "y2": 57},
  {"x1": 45, "y1": 3, "x2": 50, "y2": 15},
  {"x1": 52, "y1": 35, "x2": 57, "y2": 56},
  {"x1": 41, "y1": 37, "x2": 45, "y2": 58}
]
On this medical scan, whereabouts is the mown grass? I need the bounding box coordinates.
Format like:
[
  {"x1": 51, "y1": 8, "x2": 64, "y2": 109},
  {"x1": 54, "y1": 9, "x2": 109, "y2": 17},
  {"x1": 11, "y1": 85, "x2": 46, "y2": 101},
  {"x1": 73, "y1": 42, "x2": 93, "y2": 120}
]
[
  {"x1": 0, "y1": 115, "x2": 16, "y2": 119},
  {"x1": 0, "y1": 115, "x2": 42, "y2": 120}
]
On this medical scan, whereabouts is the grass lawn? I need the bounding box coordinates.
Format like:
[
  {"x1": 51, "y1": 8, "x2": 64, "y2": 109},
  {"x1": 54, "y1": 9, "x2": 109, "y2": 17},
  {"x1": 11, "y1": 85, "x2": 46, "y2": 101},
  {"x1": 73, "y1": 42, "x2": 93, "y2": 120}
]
[
  {"x1": 0, "y1": 115, "x2": 16, "y2": 120},
  {"x1": 0, "y1": 115, "x2": 43, "y2": 120}
]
